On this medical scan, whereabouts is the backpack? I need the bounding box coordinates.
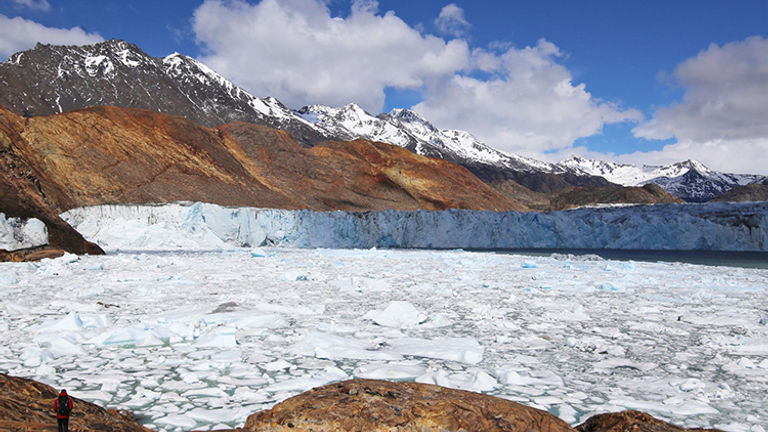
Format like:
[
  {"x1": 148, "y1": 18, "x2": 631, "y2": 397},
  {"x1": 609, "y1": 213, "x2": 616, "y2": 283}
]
[{"x1": 57, "y1": 395, "x2": 70, "y2": 416}]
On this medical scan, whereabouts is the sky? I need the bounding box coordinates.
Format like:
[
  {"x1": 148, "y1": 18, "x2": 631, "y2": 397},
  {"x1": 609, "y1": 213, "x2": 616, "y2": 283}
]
[{"x1": 1, "y1": 0, "x2": 767, "y2": 175}]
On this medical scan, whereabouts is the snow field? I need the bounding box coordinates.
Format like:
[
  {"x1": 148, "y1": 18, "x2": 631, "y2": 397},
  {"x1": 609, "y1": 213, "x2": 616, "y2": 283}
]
[{"x1": 0, "y1": 249, "x2": 767, "y2": 431}]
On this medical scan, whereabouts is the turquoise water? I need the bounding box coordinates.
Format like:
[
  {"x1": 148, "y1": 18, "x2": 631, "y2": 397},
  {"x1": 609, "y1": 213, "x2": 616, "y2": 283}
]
[{"x1": 486, "y1": 248, "x2": 768, "y2": 269}]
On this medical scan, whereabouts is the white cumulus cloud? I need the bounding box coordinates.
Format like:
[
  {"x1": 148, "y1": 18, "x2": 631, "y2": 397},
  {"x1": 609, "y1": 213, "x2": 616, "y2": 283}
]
[
  {"x1": 630, "y1": 36, "x2": 768, "y2": 175},
  {"x1": 192, "y1": 0, "x2": 640, "y2": 161},
  {"x1": 434, "y1": 4, "x2": 470, "y2": 38},
  {"x1": 192, "y1": 0, "x2": 469, "y2": 112},
  {"x1": 0, "y1": 14, "x2": 103, "y2": 59},
  {"x1": 414, "y1": 39, "x2": 642, "y2": 158}
]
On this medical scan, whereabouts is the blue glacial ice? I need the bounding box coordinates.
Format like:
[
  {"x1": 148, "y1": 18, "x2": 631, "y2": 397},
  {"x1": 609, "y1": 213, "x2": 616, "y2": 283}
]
[{"x1": 61, "y1": 201, "x2": 768, "y2": 252}]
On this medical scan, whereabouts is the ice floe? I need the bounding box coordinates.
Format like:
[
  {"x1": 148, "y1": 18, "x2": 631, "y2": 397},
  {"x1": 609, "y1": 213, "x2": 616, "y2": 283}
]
[{"x1": 0, "y1": 248, "x2": 766, "y2": 431}]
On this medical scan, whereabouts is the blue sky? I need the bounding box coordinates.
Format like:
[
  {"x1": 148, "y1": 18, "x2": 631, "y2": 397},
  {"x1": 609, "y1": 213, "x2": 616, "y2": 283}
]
[{"x1": 1, "y1": 0, "x2": 767, "y2": 173}]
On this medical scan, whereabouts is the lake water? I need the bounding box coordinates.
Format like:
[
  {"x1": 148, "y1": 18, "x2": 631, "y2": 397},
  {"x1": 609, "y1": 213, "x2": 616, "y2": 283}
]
[{"x1": 486, "y1": 248, "x2": 768, "y2": 269}]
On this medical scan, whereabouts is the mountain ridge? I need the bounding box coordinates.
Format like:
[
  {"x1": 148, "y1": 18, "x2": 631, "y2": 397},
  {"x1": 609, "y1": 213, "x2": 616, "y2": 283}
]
[{"x1": 1, "y1": 39, "x2": 764, "y2": 202}]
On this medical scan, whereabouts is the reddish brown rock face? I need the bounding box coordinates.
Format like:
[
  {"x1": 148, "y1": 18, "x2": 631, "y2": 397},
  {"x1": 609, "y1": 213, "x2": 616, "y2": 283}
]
[
  {"x1": 0, "y1": 108, "x2": 103, "y2": 258},
  {"x1": 0, "y1": 106, "x2": 527, "y2": 213},
  {"x1": 244, "y1": 379, "x2": 574, "y2": 432},
  {"x1": 0, "y1": 373, "x2": 152, "y2": 432}
]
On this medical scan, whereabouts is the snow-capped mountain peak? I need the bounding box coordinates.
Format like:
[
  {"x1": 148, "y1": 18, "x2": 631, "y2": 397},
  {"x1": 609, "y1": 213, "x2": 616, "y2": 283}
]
[
  {"x1": 3, "y1": 39, "x2": 763, "y2": 202},
  {"x1": 558, "y1": 156, "x2": 766, "y2": 202}
]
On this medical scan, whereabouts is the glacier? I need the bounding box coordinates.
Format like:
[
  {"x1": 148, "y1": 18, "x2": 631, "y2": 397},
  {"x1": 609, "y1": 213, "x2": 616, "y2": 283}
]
[
  {"x1": 0, "y1": 213, "x2": 48, "y2": 251},
  {"x1": 61, "y1": 201, "x2": 768, "y2": 252}
]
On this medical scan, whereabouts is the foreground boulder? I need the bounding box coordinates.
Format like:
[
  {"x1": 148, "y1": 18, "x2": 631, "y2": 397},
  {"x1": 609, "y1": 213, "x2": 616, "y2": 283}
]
[
  {"x1": 576, "y1": 410, "x2": 724, "y2": 432},
  {"x1": 244, "y1": 379, "x2": 574, "y2": 432},
  {"x1": 0, "y1": 373, "x2": 151, "y2": 432}
]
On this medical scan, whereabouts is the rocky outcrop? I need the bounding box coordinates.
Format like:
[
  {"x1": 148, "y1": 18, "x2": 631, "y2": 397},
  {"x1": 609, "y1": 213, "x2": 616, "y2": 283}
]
[
  {"x1": 244, "y1": 379, "x2": 573, "y2": 432},
  {"x1": 0, "y1": 373, "x2": 151, "y2": 432},
  {"x1": 0, "y1": 108, "x2": 103, "y2": 260},
  {"x1": 0, "y1": 246, "x2": 67, "y2": 262},
  {"x1": 547, "y1": 183, "x2": 684, "y2": 210},
  {"x1": 710, "y1": 179, "x2": 768, "y2": 203},
  {"x1": 575, "y1": 410, "x2": 724, "y2": 432},
  {"x1": 490, "y1": 181, "x2": 684, "y2": 211},
  {"x1": 0, "y1": 105, "x2": 526, "y2": 213}
]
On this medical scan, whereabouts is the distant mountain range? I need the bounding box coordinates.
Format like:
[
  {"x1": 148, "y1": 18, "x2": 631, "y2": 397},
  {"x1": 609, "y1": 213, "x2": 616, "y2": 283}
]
[{"x1": 1, "y1": 39, "x2": 765, "y2": 203}]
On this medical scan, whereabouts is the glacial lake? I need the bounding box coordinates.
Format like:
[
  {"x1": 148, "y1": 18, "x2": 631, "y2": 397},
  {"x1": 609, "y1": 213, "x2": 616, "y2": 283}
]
[{"x1": 489, "y1": 248, "x2": 768, "y2": 269}]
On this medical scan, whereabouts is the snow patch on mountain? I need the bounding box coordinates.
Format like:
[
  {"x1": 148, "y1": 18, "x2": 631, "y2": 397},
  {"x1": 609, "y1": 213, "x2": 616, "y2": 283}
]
[
  {"x1": 297, "y1": 104, "x2": 559, "y2": 173},
  {"x1": 560, "y1": 156, "x2": 767, "y2": 201}
]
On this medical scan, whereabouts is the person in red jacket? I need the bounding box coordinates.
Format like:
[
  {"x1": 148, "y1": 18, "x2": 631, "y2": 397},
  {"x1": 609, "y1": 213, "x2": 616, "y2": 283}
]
[{"x1": 53, "y1": 389, "x2": 73, "y2": 432}]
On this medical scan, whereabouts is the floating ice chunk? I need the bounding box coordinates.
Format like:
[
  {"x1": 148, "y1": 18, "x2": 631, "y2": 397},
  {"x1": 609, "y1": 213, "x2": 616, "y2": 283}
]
[
  {"x1": 196, "y1": 327, "x2": 238, "y2": 348},
  {"x1": 0, "y1": 270, "x2": 19, "y2": 285},
  {"x1": 153, "y1": 414, "x2": 197, "y2": 429},
  {"x1": 262, "y1": 359, "x2": 292, "y2": 371},
  {"x1": 731, "y1": 338, "x2": 768, "y2": 355},
  {"x1": 557, "y1": 404, "x2": 578, "y2": 424},
  {"x1": 566, "y1": 336, "x2": 624, "y2": 356},
  {"x1": 292, "y1": 331, "x2": 400, "y2": 361},
  {"x1": 497, "y1": 368, "x2": 564, "y2": 388},
  {"x1": 35, "y1": 362, "x2": 56, "y2": 378},
  {"x1": 363, "y1": 301, "x2": 426, "y2": 328},
  {"x1": 593, "y1": 358, "x2": 657, "y2": 372},
  {"x1": 250, "y1": 248, "x2": 267, "y2": 258},
  {"x1": 388, "y1": 337, "x2": 483, "y2": 364},
  {"x1": 40, "y1": 312, "x2": 84, "y2": 332},
  {"x1": 21, "y1": 346, "x2": 45, "y2": 367},
  {"x1": 187, "y1": 407, "x2": 242, "y2": 424},
  {"x1": 663, "y1": 396, "x2": 719, "y2": 415},
  {"x1": 182, "y1": 387, "x2": 229, "y2": 398},
  {"x1": 263, "y1": 366, "x2": 348, "y2": 393},
  {"x1": 522, "y1": 261, "x2": 537, "y2": 269},
  {"x1": 75, "y1": 390, "x2": 112, "y2": 403},
  {"x1": 44, "y1": 338, "x2": 86, "y2": 357},
  {"x1": 354, "y1": 363, "x2": 427, "y2": 380},
  {"x1": 316, "y1": 322, "x2": 358, "y2": 334},
  {"x1": 420, "y1": 313, "x2": 452, "y2": 328},
  {"x1": 79, "y1": 314, "x2": 112, "y2": 329},
  {"x1": 201, "y1": 312, "x2": 287, "y2": 329}
]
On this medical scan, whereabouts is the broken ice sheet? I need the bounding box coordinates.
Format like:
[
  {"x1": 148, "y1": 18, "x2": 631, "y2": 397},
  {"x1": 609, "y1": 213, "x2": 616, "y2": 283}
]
[{"x1": 1, "y1": 248, "x2": 766, "y2": 432}]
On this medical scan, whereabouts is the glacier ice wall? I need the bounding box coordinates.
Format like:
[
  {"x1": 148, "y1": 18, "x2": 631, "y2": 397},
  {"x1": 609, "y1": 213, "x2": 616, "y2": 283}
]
[
  {"x1": 0, "y1": 214, "x2": 48, "y2": 250},
  {"x1": 61, "y1": 201, "x2": 768, "y2": 252}
]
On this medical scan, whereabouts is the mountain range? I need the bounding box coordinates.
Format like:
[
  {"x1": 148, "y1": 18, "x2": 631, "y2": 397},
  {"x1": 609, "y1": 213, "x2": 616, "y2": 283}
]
[{"x1": 3, "y1": 39, "x2": 763, "y2": 204}]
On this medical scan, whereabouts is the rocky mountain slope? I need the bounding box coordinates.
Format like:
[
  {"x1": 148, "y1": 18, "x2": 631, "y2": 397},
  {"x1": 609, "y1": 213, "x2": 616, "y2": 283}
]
[
  {"x1": 0, "y1": 105, "x2": 525, "y2": 214},
  {"x1": 0, "y1": 39, "x2": 325, "y2": 146},
  {"x1": 1, "y1": 39, "x2": 761, "y2": 207},
  {"x1": 560, "y1": 157, "x2": 766, "y2": 202},
  {"x1": 0, "y1": 40, "x2": 612, "y2": 195},
  {"x1": 0, "y1": 108, "x2": 102, "y2": 258},
  {"x1": 709, "y1": 179, "x2": 768, "y2": 203}
]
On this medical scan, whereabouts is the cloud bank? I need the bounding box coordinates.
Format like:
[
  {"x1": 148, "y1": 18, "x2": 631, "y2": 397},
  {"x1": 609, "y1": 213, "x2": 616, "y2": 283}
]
[
  {"x1": 192, "y1": 0, "x2": 637, "y2": 159},
  {"x1": 0, "y1": 14, "x2": 103, "y2": 59},
  {"x1": 193, "y1": 0, "x2": 468, "y2": 112},
  {"x1": 629, "y1": 36, "x2": 768, "y2": 174}
]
